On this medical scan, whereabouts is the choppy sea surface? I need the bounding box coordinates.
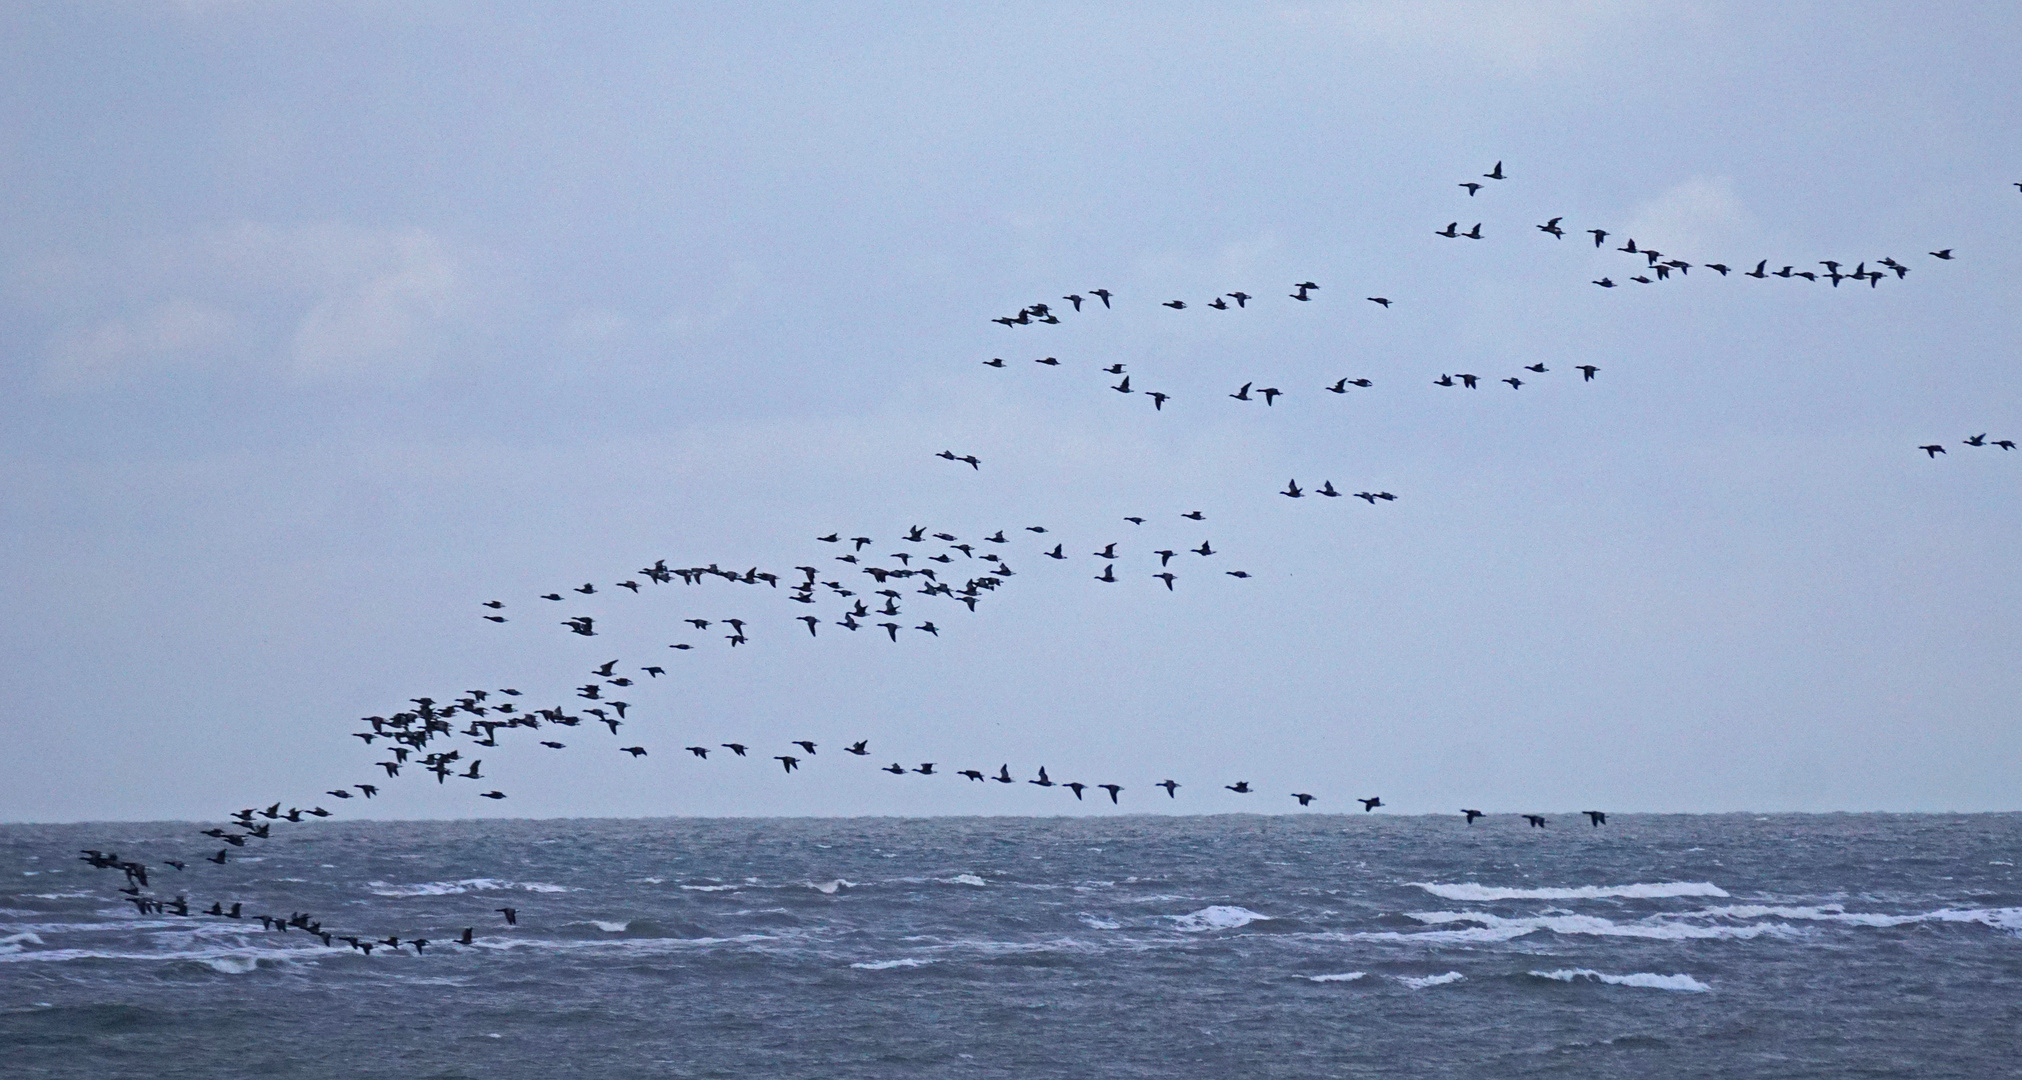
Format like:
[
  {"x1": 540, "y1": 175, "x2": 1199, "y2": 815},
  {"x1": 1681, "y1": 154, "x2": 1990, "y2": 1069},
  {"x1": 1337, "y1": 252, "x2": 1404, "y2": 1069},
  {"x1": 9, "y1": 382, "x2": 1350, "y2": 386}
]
[{"x1": 3, "y1": 814, "x2": 2018, "y2": 1078}]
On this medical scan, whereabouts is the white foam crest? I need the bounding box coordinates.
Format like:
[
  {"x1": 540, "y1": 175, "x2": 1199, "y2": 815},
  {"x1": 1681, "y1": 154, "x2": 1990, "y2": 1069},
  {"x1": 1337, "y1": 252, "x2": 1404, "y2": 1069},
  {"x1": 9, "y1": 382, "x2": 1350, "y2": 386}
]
[
  {"x1": 1398, "y1": 971, "x2": 1465, "y2": 989},
  {"x1": 0, "y1": 942, "x2": 339, "y2": 966},
  {"x1": 1305, "y1": 971, "x2": 1366, "y2": 983},
  {"x1": 1345, "y1": 924, "x2": 1541, "y2": 945},
  {"x1": 1169, "y1": 906, "x2": 1272, "y2": 933},
  {"x1": 851, "y1": 957, "x2": 935, "y2": 970},
  {"x1": 1, "y1": 932, "x2": 44, "y2": 948},
  {"x1": 1413, "y1": 881, "x2": 1729, "y2": 902},
  {"x1": 205, "y1": 956, "x2": 261, "y2": 974},
  {"x1": 367, "y1": 878, "x2": 573, "y2": 897},
  {"x1": 807, "y1": 879, "x2": 856, "y2": 894},
  {"x1": 945, "y1": 874, "x2": 988, "y2": 887},
  {"x1": 1532, "y1": 968, "x2": 1711, "y2": 992},
  {"x1": 1693, "y1": 904, "x2": 2022, "y2": 933},
  {"x1": 1078, "y1": 914, "x2": 1122, "y2": 930},
  {"x1": 1405, "y1": 910, "x2": 1790, "y2": 942},
  {"x1": 590, "y1": 921, "x2": 629, "y2": 933},
  {"x1": 679, "y1": 884, "x2": 740, "y2": 892}
]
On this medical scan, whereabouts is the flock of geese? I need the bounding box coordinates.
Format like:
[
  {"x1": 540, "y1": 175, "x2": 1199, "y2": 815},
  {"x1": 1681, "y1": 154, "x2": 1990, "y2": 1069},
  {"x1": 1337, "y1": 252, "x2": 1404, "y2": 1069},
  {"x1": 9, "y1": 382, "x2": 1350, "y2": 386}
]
[{"x1": 67, "y1": 161, "x2": 2000, "y2": 954}]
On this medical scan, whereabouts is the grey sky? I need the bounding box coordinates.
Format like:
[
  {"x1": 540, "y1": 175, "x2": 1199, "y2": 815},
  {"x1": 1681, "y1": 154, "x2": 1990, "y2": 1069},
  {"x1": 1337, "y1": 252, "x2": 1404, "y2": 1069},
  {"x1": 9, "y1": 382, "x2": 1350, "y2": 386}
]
[{"x1": 4, "y1": 3, "x2": 2017, "y2": 821}]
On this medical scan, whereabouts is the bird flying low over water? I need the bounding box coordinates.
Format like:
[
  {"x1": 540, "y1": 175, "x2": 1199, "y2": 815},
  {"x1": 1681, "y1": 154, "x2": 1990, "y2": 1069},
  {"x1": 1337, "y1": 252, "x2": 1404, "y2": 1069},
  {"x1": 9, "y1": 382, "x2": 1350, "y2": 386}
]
[
  {"x1": 1461, "y1": 809, "x2": 1484, "y2": 824},
  {"x1": 1584, "y1": 811, "x2": 1607, "y2": 826}
]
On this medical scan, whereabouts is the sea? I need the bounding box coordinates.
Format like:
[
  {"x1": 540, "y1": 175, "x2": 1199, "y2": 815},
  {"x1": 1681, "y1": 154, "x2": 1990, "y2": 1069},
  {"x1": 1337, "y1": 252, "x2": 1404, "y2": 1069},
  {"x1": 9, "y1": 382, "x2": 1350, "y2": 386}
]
[{"x1": 2, "y1": 814, "x2": 2018, "y2": 1078}]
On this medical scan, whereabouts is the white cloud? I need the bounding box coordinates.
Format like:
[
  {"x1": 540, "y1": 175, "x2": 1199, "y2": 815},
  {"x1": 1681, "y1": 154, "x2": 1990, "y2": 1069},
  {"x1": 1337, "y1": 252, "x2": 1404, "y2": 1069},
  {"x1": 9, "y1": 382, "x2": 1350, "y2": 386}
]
[
  {"x1": 1279, "y1": 0, "x2": 1677, "y2": 76},
  {"x1": 1620, "y1": 176, "x2": 1755, "y2": 259},
  {"x1": 34, "y1": 222, "x2": 476, "y2": 389}
]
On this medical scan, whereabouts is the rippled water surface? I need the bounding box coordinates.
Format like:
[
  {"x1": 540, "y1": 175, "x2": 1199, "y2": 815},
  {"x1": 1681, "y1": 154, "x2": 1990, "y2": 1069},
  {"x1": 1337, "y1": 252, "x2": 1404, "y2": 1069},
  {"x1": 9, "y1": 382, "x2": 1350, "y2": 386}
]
[{"x1": 4, "y1": 814, "x2": 2019, "y2": 1078}]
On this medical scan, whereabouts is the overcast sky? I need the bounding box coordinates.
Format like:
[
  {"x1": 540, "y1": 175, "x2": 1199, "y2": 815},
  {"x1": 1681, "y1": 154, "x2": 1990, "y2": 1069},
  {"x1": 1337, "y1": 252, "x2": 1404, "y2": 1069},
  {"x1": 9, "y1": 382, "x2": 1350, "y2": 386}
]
[{"x1": 4, "y1": 3, "x2": 2017, "y2": 822}]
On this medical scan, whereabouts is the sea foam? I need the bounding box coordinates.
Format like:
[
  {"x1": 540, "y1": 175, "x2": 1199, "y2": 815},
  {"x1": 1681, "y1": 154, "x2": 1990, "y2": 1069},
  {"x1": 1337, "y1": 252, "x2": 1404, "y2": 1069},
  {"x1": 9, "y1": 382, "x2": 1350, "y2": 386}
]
[
  {"x1": 1412, "y1": 881, "x2": 1729, "y2": 902},
  {"x1": 851, "y1": 957, "x2": 934, "y2": 970},
  {"x1": 1168, "y1": 906, "x2": 1271, "y2": 932},
  {"x1": 1398, "y1": 971, "x2": 1465, "y2": 988},
  {"x1": 1532, "y1": 968, "x2": 1710, "y2": 992}
]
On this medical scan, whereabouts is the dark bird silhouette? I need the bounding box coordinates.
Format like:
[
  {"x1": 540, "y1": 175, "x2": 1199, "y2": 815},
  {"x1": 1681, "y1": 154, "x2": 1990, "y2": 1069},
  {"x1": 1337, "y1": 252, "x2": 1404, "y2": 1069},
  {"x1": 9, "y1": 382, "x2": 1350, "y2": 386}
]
[
  {"x1": 1064, "y1": 781, "x2": 1087, "y2": 799},
  {"x1": 1436, "y1": 222, "x2": 1459, "y2": 238},
  {"x1": 1484, "y1": 160, "x2": 1504, "y2": 179},
  {"x1": 1148, "y1": 392, "x2": 1169, "y2": 410},
  {"x1": 1319, "y1": 481, "x2": 1341, "y2": 498},
  {"x1": 1706, "y1": 263, "x2": 1731, "y2": 276},
  {"x1": 1523, "y1": 815, "x2": 1547, "y2": 828},
  {"x1": 1462, "y1": 223, "x2": 1483, "y2": 240},
  {"x1": 1282, "y1": 479, "x2": 1304, "y2": 498},
  {"x1": 847, "y1": 740, "x2": 870, "y2": 755},
  {"x1": 1461, "y1": 809, "x2": 1484, "y2": 824},
  {"x1": 482, "y1": 600, "x2": 504, "y2": 609},
  {"x1": 621, "y1": 746, "x2": 647, "y2": 757},
  {"x1": 1503, "y1": 377, "x2": 1523, "y2": 389},
  {"x1": 883, "y1": 762, "x2": 906, "y2": 775},
  {"x1": 1030, "y1": 767, "x2": 1055, "y2": 788},
  {"x1": 1158, "y1": 780, "x2": 1180, "y2": 797},
  {"x1": 1227, "y1": 292, "x2": 1250, "y2": 307},
  {"x1": 1259, "y1": 386, "x2": 1281, "y2": 405},
  {"x1": 1919, "y1": 444, "x2": 1946, "y2": 457},
  {"x1": 1930, "y1": 249, "x2": 1953, "y2": 260},
  {"x1": 1359, "y1": 797, "x2": 1383, "y2": 811},
  {"x1": 1588, "y1": 228, "x2": 1608, "y2": 247},
  {"x1": 793, "y1": 740, "x2": 817, "y2": 755},
  {"x1": 1154, "y1": 572, "x2": 1176, "y2": 590},
  {"x1": 1584, "y1": 810, "x2": 1607, "y2": 826},
  {"x1": 1231, "y1": 381, "x2": 1253, "y2": 401},
  {"x1": 1459, "y1": 182, "x2": 1481, "y2": 195},
  {"x1": 1577, "y1": 365, "x2": 1598, "y2": 381},
  {"x1": 1164, "y1": 300, "x2": 1187, "y2": 309},
  {"x1": 575, "y1": 583, "x2": 596, "y2": 595},
  {"x1": 1593, "y1": 278, "x2": 1615, "y2": 288},
  {"x1": 1098, "y1": 784, "x2": 1122, "y2": 804},
  {"x1": 983, "y1": 357, "x2": 1005, "y2": 367},
  {"x1": 995, "y1": 764, "x2": 1015, "y2": 784},
  {"x1": 541, "y1": 593, "x2": 563, "y2": 600},
  {"x1": 1063, "y1": 294, "x2": 1084, "y2": 311},
  {"x1": 775, "y1": 756, "x2": 800, "y2": 773},
  {"x1": 1537, "y1": 217, "x2": 1564, "y2": 238},
  {"x1": 1193, "y1": 541, "x2": 1214, "y2": 556},
  {"x1": 1995, "y1": 440, "x2": 2017, "y2": 450},
  {"x1": 1292, "y1": 793, "x2": 1315, "y2": 806},
  {"x1": 1367, "y1": 297, "x2": 1391, "y2": 308},
  {"x1": 1226, "y1": 781, "x2": 1252, "y2": 794},
  {"x1": 1094, "y1": 565, "x2": 1116, "y2": 583},
  {"x1": 1964, "y1": 433, "x2": 1987, "y2": 447},
  {"x1": 722, "y1": 743, "x2": 748, "y2": 756},
  {"x1": 959, "y1": 769, "x2": 985, "y2": 781},
  {"x1": 1091, "y1": 289, "x2": 1112, "y2": 307},
  {"x1": 1525, "y1": 363, "x2": 1546, "y2": 373},
  {"x1": 686, "y1": 746, "x2": 710, "y2": 758},
  {"x1": 479, "y1": 790, "x2": 506, "y2": 799},
  {"x1": 1746, "y1": 260, "x2": 1767, "y2": 278},
  {"x1": 541, "y1": 741, "x2": 566, "y2": 749},
  {"x1": 1208, "y1": 297, "x2": 1228, "y2": 309},
  {"x1": 1112, "y1": 376, "x2": 1131, "y2": 393},
  {"x1": 498, "y1": 907, "x2": 518, "y2": 925}
]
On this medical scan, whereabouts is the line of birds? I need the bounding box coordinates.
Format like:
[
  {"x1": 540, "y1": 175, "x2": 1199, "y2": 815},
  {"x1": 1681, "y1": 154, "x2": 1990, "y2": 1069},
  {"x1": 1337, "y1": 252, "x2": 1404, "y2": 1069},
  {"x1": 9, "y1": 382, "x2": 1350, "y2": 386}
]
[{"x1": 1917, "y1": 434, "x2": 2016, "y2": 457}]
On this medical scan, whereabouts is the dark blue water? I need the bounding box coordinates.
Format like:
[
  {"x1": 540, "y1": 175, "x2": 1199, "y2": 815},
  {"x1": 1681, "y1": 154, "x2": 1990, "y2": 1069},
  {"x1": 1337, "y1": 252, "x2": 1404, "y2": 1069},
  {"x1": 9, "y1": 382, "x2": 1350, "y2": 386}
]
[{"x1": 4, "y1": 814, "x2": 2019, "y2": 1078}]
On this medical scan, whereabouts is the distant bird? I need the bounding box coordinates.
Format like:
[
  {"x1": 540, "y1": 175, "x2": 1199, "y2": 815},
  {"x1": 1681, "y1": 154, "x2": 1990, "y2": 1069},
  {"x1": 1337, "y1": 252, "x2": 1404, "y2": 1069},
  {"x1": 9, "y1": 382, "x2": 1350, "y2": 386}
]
[
  {"x1": 959, "y1": 770, "x2": 986, "y2": 781},
  {"x1": 1359, "y1": 797, "x2": 1383, "y2": 811},
  {"x1": 1593, "y1": 278, "x2": 1614, "y2": 288},
  {"x1": 1746, "y1": 260, "x2": 1767, "y2": 278},
  {"x1": 1183, "y1": 511, "x2": 1204, "y2": 520},
  {"x1": 1226, "y1": 781, "x2": 1252, "y2": 794},
  {"x1": 1537, "y1": 217, "x2": 1564, "y2": 238},
  {"x1": 1064, "y1": 781, "x2": 1087, "y2": 799},
  {"x1": 883, "y1": 762, "x2": 906, "y2": 775},
  {"x1": 1225, "y1": 570, "x2": 1250, "y2": 579},
  {"x1": 1525, "y1": 363, "x2": 1546, "y2": 373},
  {"x1": 620, "y1": 746, "x2": 647, "y2": 757},
  {"x1": 1577, "y1": 365, "x2": 1598, "y2": 381},
  {"x1": 1964, "y1": 433, "x2": 1987, "y2": 446},
  {"x1": 1046, "y1": 544, "x2": 1065, "y2": 559},
  {"x1": 775, "y1": 756, "x2": 800, "y2": 773},
  {"x1": 983, "y1": 357, "x2": 1005, "y2": 367},
  {"x1": 1436, "y1": 222, "x2": 1460, "y2": 238},
  {"x1": 1098, "y1": 784, "x2": 1122, "y2": 804},
  {"x1": 1063, "y1": 294, "x2": 1084, "y2": 311},
  {"x1": 1462, "y1": 223, "x2": 1483, "y2": 239},
  {"x1": 1231, "y1": 381, "x2": 1253, "y2": 401},
  {"x1": 1523, "y1": 815, "x2": 1547, "y2": 828},
  {"x1": 1164, "y1": 300, "x2": 1187, "y2": 309},
  {"x1": 1919, "y1": 444, "x2": 1946, "y2": 457},
  {"x1": 1706, "y1": 263, "x2": 1731, "y2": 276},
  {"x1": 1113, "y1": 376, "x2": 1132, "y2": 393},
  {"x1": 1148, "y1": 392, "x2": 1169, "y2": 410},
  {"x1": 1930, "y1": 249, "x2": 1953, "y2": 260},
  {"x1": 1292, "y1": 793, "x2": 1315, "y2": 806},
  {"x1": 1588, "y1": 229, "x2": 1608, "y2": 247},
  {"x1": 1282, "y1": 479, "x2": 1304, "y2": 498},
  {"x1": 1030, "y1": 767, "x2": 1054, "y2": 788},
  {"x1": 1459, "y1": 182, "x2": 1481, "y2": 195},
  {"x1": 482, "y1": 600, "x2": 504, "y2": 609},
  {"x1": 1461, "y1": 809, "x2": 1484, "y2": 824},
  {"x1": 1158, "y1": 780, "x2": 1180, "y2": 797},
  {"x1": 1154, "y1": 572, "x2": 1176, "y2": 590},
  {"x1": 541, "y1": 741, "x2": 566, "y2": 749},
  {"x1": 498, "y1": 908, "x2": 518, "y2": 925},
  {"x1": 1035, "y1": 356, "x2": 1059, "y2": 366},
  {"x1": 575, "y1": 583, "x2": 596, "y2": 594},
  {"x1": 995, "y1": 764, "x2": 1015, "y2": 784},
  {"x1": 1090, "y1": 289, "x2": 1112, "y2": 307},
  {"x1": 1583, "y1": 810, "x2": 1607, "y2": 826},
  {"x1": 1367, "y1": 297, "x2": 1391, "y2": 308},
  {"x1": 1208, "y1": 297, "x2": 1229, "y2": 310},
  {"x1": 541, "y1": 593, "x2": 563, "y2": 600},
  {"x1": 846, "y1": 741, "x2": 870, "y2": 755},
  {"x1": 1484, "y1": 160, "x2": 1504, "y2": 179},
  {"x1": 793, "y1": 740, "x2": 817, "y2": 755},
  {"x1": 1996, "y1": 440, "x2": 2017, "y2": 450},
  {"x1": 1259, "y1": 387, "x2": 1281, "y2": 405},
  {"x1": 1318, "y1": 481, "x2": 1341, "y2": 498},
  {"x1": 479, "y1": 791, "x2": 506, "y2": 799},
  {"x1": 1503, "y1": 377, "x2": 1522, "y2": 389},
  {"x1": 722, "y1": 743, "x2": 748, "y2": 756},
  {"x1": 1094, "y1": 565, "x2": 1117, "y2": 583},
  {"x1": 1228, "y1": 292, "x2": 1250, "y2": 307}
]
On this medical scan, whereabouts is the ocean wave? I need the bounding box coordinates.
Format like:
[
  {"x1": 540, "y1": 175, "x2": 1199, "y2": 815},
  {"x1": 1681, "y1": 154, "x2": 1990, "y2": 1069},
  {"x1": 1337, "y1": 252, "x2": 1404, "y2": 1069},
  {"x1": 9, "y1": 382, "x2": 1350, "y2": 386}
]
[
  {"x1": 367, "y1": 878, "x2": 573, "y2": 897},
  {"x1": 851, "y1": 957, "x2": 935, "y2": 971},
  {"x1": 1169, "y1": 906, "x2": 1272, "y2": 933},
  {"x1": 0, "y1": 942, "x2": 339, "y2": 966},
  {"x1": 1692, "y1": 904, "x2": 2022, "y2": 935},
  {"x1": 1412, "y1": 882, "x2": 1729, "y2": 902},
  {"x1": 1398, "y1": 971, "x2": 1465, "y2": 989},
  {"x1": 807, "y1": 879, "x2": 856, "y2": 895},
  {"x1": 1305, "y1": 971, "x2": 1366, "y2": 983},
  {"x1": 679, "y1": 884, "x2": 740, "y2": 892},
  {"x1": 1531, "y1": 968, "x2": 1710, "y2": 992},
  {"x1": 1078, "y1": 914, "x2": 1121, "y2": 930},
  {"x1": 1400, "y1": 910, "x2": 1789, "y2": 942},
  {"x1": 590, "y1": 921, "x2": 629, "y2": 933},
  {"x1": 945, "y1": 874, "x2": 988, "y2": 887}
]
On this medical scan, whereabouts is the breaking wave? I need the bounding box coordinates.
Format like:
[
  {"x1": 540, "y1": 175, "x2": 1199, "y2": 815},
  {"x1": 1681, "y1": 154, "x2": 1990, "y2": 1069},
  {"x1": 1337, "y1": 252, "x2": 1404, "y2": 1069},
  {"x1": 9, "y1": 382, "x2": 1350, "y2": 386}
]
[
  {"x1": 1168, "y1": 906, "x2": 1271, "y2": 932},
  {"x1": 1412, "y1": 882, "x2": 1729, "y2": 902},
  {"x1": 1305, "y1": 971, "x2": 1366, "y2": 983},
  {"x1": 1398, "y1": 971, "x2": 1465, "y2": 988},
  {"x1": 851, "y1": 957, "x2": 934, "y2": 970},
  {"x1": 367, "y1": 879, "x2": 573, "y2": 897},
  {"x1": 1531, "y1": 968, "x2": 1711, "y2": 991}
]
